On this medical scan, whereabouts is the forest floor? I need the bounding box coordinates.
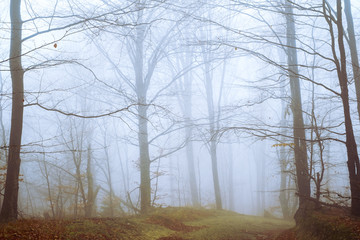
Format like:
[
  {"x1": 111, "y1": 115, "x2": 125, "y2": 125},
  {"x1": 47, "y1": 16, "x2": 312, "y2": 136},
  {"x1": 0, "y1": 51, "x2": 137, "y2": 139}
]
[{"x1": 0, "y1": 207, "x2": 296, "y2": 240}]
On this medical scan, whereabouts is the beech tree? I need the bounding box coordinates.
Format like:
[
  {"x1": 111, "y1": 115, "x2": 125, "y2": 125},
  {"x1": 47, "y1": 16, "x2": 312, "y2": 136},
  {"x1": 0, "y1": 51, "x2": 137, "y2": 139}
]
[
  {"x1": 202, "y1": 46, "x2": 223, "y2": 210},
  {"x1": 2, "y1": 0, "x2": 360, "y2": 222},
  {"x1": 0, "y1": 0, "x2": 24, "y2": 222},
  {"x1": 242, "y1": 0, "x2": 360, "y2": 217},
  {"x1": 0, "y1": 0, "x2": 130, "y2": 221},
  {"x1": 175, "y1": 49, "x2": 200, "y2": 207},
  {"x1": 344, "y1": 0, "x2": 360, "y2": 122},
  {"x1": 322, "y1": 0, "x2": 360, "y2": 216},
  {"x1": 284, "y1": 0, "x2": 311, "y2": 222},
  {"x1": 93, "y1": 0, "x2": 199, "y2": 214}
]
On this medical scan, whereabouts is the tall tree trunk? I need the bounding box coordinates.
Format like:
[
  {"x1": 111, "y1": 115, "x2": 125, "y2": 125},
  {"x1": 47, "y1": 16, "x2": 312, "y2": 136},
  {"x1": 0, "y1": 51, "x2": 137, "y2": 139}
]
[
  {"x1": 103, "y1": 143, "x2": 115, "y2": 217},
  {"x1": 255, "y1": 145, "x2": 266, "y2": 216},
  {"x1": 128, "y1": 3, "x2": 152, "y2": 214},
  {"x1": 284, "y1": 0, "x2": 311, "y2": 222},
  {"x1": 182, "y1": 51, "x2": 199, "y2": 207},
  {"x1": 42, "y1": 153, "x2": 55, "y2": 218},
  {"x1": 85, "y1": 145, "x2": 94, "y2": 218},
  {"x1": 134, "y1": 5, "x2": 152, "y2": 214},
  {"x1": 185, "y1": 124, "x2": 200, "y2": 207},
  {"x1": 0, "y1": 70, "x2": 7, "y2": 210},
  {"x1": 203, "y1": 49, "x2": 222, "y2": 210},
  {"x1": 56, "y1": 176, "x2": 64, "y2": 219},
  {"x1": 228, "y1": 144, "x2": 234, "y2": 211},
  {"x1": 0, "y1": 71, "x2": 7, "y2": 164},
  {"x1": 278, "y1": 49, "x2": 291, "y2": 219},
  {"x1": 209, "y1": 140, "x2": 222, "y2": 210},
  {"x1": 0, "y1": 0, "x2": 24, "y2": 222},
  {"x1": 279, "y1": 154, "x2": 290, "y2": 219},
  {"x1": 330, "y1": 0, "x2": 360, "y2": 216},
  {"x1": 344, "y1": 0, "x2": 360, "y2": 122},
  {"x1": 138, "y1": 103, "x2": 151, "y2": 213},
  {"x1": 72, "y1": 150, "x2": 87, "y2": 217}
]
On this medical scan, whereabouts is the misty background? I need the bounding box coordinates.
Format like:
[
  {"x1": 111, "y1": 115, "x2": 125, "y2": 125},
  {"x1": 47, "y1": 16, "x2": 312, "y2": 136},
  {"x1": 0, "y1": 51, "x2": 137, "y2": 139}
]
[{"x1": 0, "y1": 0, "x2": 357, "y2": 219}]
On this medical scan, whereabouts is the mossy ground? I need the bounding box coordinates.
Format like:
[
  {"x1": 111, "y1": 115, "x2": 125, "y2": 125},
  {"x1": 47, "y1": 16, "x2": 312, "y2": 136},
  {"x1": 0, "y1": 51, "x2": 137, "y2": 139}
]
[{"x1": 0, "y1": 207, "x2": 295, "y2": 239}]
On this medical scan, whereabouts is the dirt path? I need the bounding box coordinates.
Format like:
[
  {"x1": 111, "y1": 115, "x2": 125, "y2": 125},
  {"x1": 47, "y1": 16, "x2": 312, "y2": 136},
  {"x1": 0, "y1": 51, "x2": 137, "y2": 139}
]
[{"x1": 144, "y1": 209, "x2": 295, "y2": 240}]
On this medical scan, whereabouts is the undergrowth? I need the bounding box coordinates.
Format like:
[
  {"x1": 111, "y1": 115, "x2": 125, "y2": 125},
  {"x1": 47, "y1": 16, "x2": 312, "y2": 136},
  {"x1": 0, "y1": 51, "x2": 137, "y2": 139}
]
[{"x1": 296, "y1": 210, "x2": 360, "y2": 240}]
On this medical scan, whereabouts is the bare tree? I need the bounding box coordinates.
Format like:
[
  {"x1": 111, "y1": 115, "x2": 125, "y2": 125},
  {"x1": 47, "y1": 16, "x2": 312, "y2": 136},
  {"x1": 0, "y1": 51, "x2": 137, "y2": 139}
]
[
  {"x1": 0, "y1": 0, "x2": 106, "y2": 221},
  {"x1": 0, "y1": 68, "x2": 8, "y2": 209},
  {"x1": 85, "y1": 144, "x2": 97, "y2": 218},
  {"x1": 175, "y1": 48, "x2": 200, "y2": 207},
  {"x1": 94, "y1": 0, "x2": 195, "y2": 214},
  {"x1": 0, "y1": 0, "x2": 24, "y2": 221},
  {"x1": 344, "y1": 0, "x2": 360, "y2": 122},
  {"x1": 322, "y1": 0, "x2": 360, "y2": 216},
  {"x1": 39, "y1": 152, "x2": 55, "y2": 219},
  {"x1": 283, "y1": 0, "x2": 311, "y2": 222}
]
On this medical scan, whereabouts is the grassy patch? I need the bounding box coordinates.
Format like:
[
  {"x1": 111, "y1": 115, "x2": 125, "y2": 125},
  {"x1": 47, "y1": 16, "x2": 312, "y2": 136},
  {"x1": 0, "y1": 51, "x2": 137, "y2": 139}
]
[
  {"x1": 181, "y1": 213, "x2": 294, "y2": 240},
  {"x1": 0, "y1": 207, "x2": 295, "y2": 240}
]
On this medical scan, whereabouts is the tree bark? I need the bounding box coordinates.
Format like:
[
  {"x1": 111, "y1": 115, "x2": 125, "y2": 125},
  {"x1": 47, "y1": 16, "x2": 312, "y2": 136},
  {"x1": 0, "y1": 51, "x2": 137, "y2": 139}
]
[
  {"x1": 103, "y1": 142, "x2": 115, "y2": 217},
  {"x1": 279, "y1": 51, "x2": 291, "y2": 219},
  {"x1": 284, "y1": 0, "x2": 311, "y2": 222},
  {"x1": 185, "y1": 122, "x2": 200, "y2": 207},
  {"x1": 42, "y1": 154, "x2": 55, "y2": 218},
  {"x1": 227, "y1": 144, "x2": 234, "y2": 211},
  {"x1": 0, "y1": 0, "x2": 24, "y2": 222},
  {"x1": 85, "y1": 145, "x2": 94, "y2": 218},
  {"x1": 138, "y1": 103, "x2": 151, "y2": 214},
  {"x1": 203, "y1": 48, "x2": 222, "y2": 210},
  {"x1": 333, "y1": 0, "x2": 360, "y2": 216},
  {"x1": 134, "y1": 17, "x2": 151, "y2": 213},
  {"x1": 182, "y1": 50, "x2": 200, "y2": 207},
  {"x1": 344, "y1": 0, "x2": 360, "y2": 122}
]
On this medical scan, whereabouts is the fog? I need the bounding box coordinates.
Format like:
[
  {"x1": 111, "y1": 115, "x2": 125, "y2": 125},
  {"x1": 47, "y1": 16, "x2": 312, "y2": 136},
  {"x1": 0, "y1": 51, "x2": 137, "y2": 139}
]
[{"x1": 0, "y1": 0, "x2": 358, "y2": 221}]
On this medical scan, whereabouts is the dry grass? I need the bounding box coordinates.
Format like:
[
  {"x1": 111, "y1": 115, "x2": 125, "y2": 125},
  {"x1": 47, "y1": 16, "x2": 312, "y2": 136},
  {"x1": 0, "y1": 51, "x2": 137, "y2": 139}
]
[{"x1": 0, "y1": 207, "x2": 296, "y2": 240}]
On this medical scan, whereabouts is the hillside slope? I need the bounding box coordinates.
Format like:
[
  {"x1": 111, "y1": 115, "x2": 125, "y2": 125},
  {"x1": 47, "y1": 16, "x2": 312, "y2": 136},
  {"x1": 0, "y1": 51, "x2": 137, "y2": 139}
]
[{"x1": 0, "y1": 207, "x2": 295, "y2": 240}]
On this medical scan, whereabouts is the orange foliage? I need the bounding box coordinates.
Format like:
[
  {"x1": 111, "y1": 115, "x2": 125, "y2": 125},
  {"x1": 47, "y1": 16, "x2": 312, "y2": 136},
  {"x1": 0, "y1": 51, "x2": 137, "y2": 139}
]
[{"x1": 272, "y1": 143, "x2": 295, "y2": 148}]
